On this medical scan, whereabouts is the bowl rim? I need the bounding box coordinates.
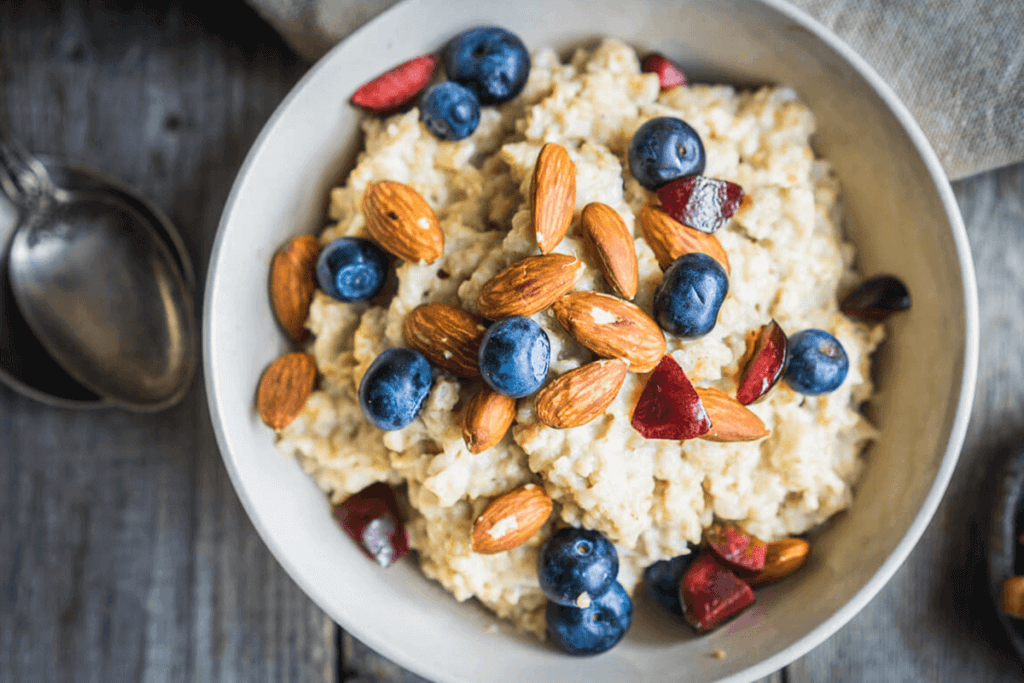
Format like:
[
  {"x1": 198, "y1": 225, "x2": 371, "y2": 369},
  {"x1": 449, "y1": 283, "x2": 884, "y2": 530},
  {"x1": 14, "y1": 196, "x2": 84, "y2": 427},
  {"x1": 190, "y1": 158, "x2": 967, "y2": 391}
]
[{"x1": 203, "y1": 0, "x2": 979, "y2": 680}]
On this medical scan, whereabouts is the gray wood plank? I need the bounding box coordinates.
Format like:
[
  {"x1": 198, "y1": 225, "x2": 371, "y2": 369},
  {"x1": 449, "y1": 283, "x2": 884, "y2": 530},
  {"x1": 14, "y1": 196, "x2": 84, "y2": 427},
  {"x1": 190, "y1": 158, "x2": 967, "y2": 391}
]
[
  {"x1": 786, "y1": 164, "x2": 1024, "y2": 682},
  {"x1": 0, "y1": 2, "x2": 334, "y2": 682}
]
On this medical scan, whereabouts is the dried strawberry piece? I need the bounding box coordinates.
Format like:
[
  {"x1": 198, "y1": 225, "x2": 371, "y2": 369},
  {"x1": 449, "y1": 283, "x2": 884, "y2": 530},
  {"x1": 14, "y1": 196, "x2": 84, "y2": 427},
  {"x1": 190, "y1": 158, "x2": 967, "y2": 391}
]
[
  {"x1": 840, "y1": 274, "x2": 911, "y2": 321},
  {"x1": 350, "y1": 55, "x2": 438, "y2": 114},
  {"x1": 736, "y1": 320, "x2": 788, "y2": 405},
  {"x1": 630, "y1": 355, "x2": 711, "y2": 440},
  {"x1": 681, "y1": 553, "x2": 756, "y2": 633},
  {"x1": 704, "y1": 524, "x2": 767, "y2": 573},
  {"x1": 333, "y1": 482, "x2": 410, "y2": 567},
  {"x1": 641, "y1": 53, "x2": 688, "y2": 89},
  {"x1": 656, "y1": 176, "x2": 744, "y2": 234}
]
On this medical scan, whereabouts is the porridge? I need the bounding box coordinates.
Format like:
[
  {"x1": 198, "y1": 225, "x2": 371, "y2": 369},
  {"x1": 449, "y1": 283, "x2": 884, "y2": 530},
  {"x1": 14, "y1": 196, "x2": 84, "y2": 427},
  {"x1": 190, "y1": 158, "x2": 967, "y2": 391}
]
[{"x1": 269, "y1": 37, "x2": 883, "y2": 641}]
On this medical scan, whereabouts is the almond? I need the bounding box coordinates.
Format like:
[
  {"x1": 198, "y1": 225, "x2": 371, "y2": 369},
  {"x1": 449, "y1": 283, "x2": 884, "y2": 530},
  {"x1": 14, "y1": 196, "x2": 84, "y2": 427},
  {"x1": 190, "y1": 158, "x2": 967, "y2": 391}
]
[
  {"x1": 580, "y1": 202, "x2": 639, "y2": 299},
  {"x1": 694, "y1": 386, "x2": 769, "y2": 442},
  {"x1": 530, "y1": 143, "x2": 576, "y2": 254},
  {"x1": 362, "y1": 181, "x2": 444, "y2": 264},
  {"x1": 471, "y1": 484, "x2": 553, "y2": 554},
  {"x1": 744, "y1": 538, "x2": 810, "y2": 587},
  {"x1": 404, "y1": 303, "x2": 487, "y2": 378},
  {"x1": 551, "y1": 291, "x2": 665, "y2": 373},
  {"x1": 478, "y1": 254, "x2": 584, "y2": 320},
  {"x1": 462, "y1": 387, "x2": 517, "y2": 453},
  {"x1": 257, "y1": 352, "x2": 317, "y2": 430},
  {"x1": 1003, "y1": 577, "x2": 1024, "y2": 618},
  {"x1": 637, "y1": 205, "x2": 730, "y2": 273},
  {"x1": 536, "y1": 359, "x2": 628, "y2": 429},
  {"x1": 270, "y1": 235, "x2": 320, "y2": 341}
]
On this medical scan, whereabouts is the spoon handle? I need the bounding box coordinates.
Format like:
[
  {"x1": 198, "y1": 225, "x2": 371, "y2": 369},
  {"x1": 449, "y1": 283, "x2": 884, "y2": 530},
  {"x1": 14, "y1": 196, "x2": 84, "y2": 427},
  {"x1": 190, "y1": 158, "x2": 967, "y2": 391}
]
[{"x1": 0, "y1": 130, "x2": 57, "y2": 208}]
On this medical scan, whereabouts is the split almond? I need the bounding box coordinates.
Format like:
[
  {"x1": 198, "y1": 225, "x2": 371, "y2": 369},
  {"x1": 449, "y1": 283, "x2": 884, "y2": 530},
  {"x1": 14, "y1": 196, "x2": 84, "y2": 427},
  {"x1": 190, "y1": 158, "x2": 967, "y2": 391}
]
[
  {"x1": 743, "y1": 538, "x2": 810, "y2": 587},
  {"x1": 404, "y1": 303, "x2": 487, "y2": 379},
  {"x1": 270, "y1": 235, "x2": 320, "y2": 341},
  {"x1": 551, "y1": 291, "x2": 665, "y2": 373},
  {"x1": 462, "y1": 387, "x2": 517, "y2": 453},
  {"x1": 638, "y1": 205, "x2": 730, "y2": 273},
  {"x1": 536, "y1": 359, "x2": 628, "y2": 429},
  {"x1": 257, "y1": 352, "x2": 317, "y2": 430},
  {"x1": 362, "y1": 181, "x2": 444, "y2": 264},
  {"x1": 580, "y1": 202, "x2": 639, "y2": 299},
  {"x1": 478, "y1": 254, "x2": 584, "y2": 320},
  {"x1": 694, "y1": 386, "x2": 769, "y2": 442},
  {"x1": 471, "y1": 484, "x2": 553, "y2": 554},
  {"x1": 531, "y1": 143, "x2": 576, "y2": 254}
]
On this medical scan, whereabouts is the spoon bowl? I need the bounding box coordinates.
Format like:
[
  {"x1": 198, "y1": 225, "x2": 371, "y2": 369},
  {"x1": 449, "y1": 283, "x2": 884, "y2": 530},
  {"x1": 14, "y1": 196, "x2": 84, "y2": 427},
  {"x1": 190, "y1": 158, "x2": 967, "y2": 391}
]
[
  {"x1": 0, "y1": 155, "x2": 196, "y2": 410},
  {"x1": 9, "y1": 192, "x2": 196, "y2": 410}
]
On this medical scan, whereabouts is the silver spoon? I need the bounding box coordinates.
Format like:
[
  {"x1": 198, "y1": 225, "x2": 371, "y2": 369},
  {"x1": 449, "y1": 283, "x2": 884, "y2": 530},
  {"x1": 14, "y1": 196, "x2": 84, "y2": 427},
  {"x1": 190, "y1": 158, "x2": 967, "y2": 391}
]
[{"x1": 0, "y1": 135, "x2": 196, "y2": 411}]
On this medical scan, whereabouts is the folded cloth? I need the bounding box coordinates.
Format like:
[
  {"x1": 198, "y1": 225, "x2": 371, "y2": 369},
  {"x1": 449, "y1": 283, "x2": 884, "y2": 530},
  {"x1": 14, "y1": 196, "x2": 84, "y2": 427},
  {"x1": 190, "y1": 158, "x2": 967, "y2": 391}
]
[{"x1": 246, "y1": 0, "x2": 1024, "y2": 179}]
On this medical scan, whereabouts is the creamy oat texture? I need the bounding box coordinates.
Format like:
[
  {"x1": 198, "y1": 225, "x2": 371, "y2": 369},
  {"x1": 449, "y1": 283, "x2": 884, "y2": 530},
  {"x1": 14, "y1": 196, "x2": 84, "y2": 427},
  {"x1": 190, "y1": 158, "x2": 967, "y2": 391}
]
[{"x1": 277, "y1": 39, "x2": 883, "y2": 638}]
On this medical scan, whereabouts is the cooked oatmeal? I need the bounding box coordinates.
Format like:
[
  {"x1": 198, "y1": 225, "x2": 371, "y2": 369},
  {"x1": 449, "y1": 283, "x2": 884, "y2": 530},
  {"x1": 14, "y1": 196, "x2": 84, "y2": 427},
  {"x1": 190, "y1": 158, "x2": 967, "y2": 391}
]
[{"x1": 275, "y1": 38, "x2": 883, "y2": 638}]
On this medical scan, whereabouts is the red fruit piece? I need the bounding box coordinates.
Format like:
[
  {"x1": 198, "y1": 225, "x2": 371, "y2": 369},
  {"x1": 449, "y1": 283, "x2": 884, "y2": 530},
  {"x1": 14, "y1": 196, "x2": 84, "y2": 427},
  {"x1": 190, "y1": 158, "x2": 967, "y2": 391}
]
[
  {"x1": 642, "y1": 53, "x2": 688, "y2": 89},
  {"x1": 840, "y1": 274, "x2": 911, "y2": 321},
  {"x1": 736, "y1": 320, "x2": 788, "y2": 405},
  {"x1": 350, "y1": 55, "x2": 438, "y2": 114},
  {"x1": 704, "y1": 524, "x2": 767, "y2": 573},
  {"x1": 333, "y1": 482, "x2": 410, "y2": 567},
  {"x1": 681, "y1": 553, "x2": 755, "y2": 633},
  {"x1": 630, "y1": 355, "x2": 711, "y2": 440},
  {"x1": 656, "y1": 176, "x2": 745, "y2": 234}
]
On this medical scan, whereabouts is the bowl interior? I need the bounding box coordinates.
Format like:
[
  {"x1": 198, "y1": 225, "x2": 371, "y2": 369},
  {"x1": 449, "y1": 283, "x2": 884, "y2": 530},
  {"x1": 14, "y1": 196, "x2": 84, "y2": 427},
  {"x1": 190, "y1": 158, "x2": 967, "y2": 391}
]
[{"x1": 204, "y1": 1, "x2": 976, "y2": 682}]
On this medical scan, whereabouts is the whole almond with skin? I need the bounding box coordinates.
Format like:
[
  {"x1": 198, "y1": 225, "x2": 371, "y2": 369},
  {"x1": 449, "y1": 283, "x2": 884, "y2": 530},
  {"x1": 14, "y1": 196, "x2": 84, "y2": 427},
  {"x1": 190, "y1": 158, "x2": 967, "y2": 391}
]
[
  {"x1": 694, "y1": 386, "x2": 769, "y2": 442},
  {"x1": 531, "y1": 143, "x2": 576, "y2": 254},
  {"x1": 270, "y1": 235, "x2": 320, "y2": 341},
  {"x1": 638, "y1": 205, "x2": 730, "y2": 274},
  {"x1": 551, "y1": 291, "x2": 666, "y2": 373},
  {"x1": 743, "y1": 538, "x2": 810, "y2": 587},
  {"x1": 462, "y1": 387, "x2": 517, "y2": 453},
  {"x1": 471, "y1": 484, "x2": 553, "y2": 554},
  {"x1": 257, "y1": 352, "x2": 317, "y2": 430},
  {"x1": 404, "y1": 303, "x2": 487, "y2": 379},
  {"x1": 478, "y1": 254, "x2": 584, "y2": 320},
  {"x1": 536, "y1": 359, "x2": 628, "y2": 429},
  {"x1": 362, "y1": 181, "x2": 444, "y2": 264},
  {"x1": 580, "y1": 202, "x2": 639, "y2": 299}
]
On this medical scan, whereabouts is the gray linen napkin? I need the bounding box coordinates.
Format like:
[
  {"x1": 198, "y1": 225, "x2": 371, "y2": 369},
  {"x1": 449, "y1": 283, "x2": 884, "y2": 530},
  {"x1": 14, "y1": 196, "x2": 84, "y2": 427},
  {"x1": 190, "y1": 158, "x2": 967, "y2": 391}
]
[{"x1": 245, "y1": 0, "x2": 1024, "y2": 180}]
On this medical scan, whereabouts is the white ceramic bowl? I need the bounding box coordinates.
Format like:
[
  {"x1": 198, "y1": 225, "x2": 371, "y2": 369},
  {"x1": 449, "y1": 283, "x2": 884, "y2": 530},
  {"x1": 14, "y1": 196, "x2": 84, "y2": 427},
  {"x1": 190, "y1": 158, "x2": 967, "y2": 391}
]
[{"x1": 204, "y1": 1, "x2": 978, "y2": 681}]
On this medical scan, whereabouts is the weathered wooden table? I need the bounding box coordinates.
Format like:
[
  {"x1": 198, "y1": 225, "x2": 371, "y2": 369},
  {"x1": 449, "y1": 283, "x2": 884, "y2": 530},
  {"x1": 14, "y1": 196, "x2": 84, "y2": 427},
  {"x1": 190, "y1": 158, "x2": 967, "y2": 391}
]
[{"x1": 1, "y1": 2, "x2": 1022, "y2": 681}]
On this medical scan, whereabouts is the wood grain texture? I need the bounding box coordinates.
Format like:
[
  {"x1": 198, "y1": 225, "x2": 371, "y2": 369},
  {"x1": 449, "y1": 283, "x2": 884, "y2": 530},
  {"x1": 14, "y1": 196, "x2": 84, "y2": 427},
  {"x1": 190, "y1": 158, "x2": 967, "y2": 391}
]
[{"x1": 0, "y1": 2, "x2": 333, "y2": 682}]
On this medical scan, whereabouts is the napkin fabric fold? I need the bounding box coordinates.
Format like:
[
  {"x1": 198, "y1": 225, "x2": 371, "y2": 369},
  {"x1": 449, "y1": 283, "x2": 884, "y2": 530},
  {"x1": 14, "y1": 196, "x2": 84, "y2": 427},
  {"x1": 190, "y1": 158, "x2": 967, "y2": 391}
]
[{"x1": 246, "y1": 0, "x2": 1024, "y2": 180}]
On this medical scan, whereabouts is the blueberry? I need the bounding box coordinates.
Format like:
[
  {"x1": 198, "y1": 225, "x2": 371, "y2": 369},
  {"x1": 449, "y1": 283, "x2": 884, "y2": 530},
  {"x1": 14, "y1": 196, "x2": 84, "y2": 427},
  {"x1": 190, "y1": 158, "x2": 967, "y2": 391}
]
[
  {"x1": 420, "y1": 82, "x2": 480, "y2": 141},
  {"x1": 546, "y1": 581, "x2": 632, "y2": 655},
  {"x1": 643, "y1": 551, "x2": 697, "y2": 618},
  {"x1": 653, "y1": 252, "x2": 729, "y2": 338},
  {"x1": 783, "y1": 329, "x2": 849, "y2": 395},
  {"x1": 538, "y1": 527, "x2": 618, "y2": 606},
  {"x1": 358, "y1": 348, "x2": 433, "y2": 430},
  {"x1": 443, "y1": 27, "x2": 530, "y2": 105},
  {"x1": 315, "y1": 237, "x2": 388, "y2": 302},
  {"x1": 478, "y1": 316, "x2": 549, "y2": 398},
  {"x1": 628, "y1": 116, "x2": 706, "y2": 191}
]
